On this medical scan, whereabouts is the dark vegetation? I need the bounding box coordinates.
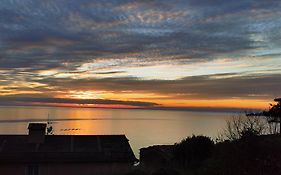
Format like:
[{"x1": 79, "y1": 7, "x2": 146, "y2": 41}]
[
  {"x1": 127, "y1": 98, "x2": 281, "y2": 175},
  {"x1": 174, "y1": 135, "x2": 214, "y2": 169},
  {"x1": 262, "y1": 98, "x2": 281, "y2": 134}
]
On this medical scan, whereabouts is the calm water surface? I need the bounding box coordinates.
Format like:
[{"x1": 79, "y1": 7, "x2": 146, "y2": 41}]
[{"x1": 0, "y1": 106, "x2": 236, "y2": 157}]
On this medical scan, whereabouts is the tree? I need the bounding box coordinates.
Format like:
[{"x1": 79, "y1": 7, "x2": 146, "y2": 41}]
[
  {"x1": 262, "y1": 98, "x2": 281, "y2": 134},
  {"x1": 46, "y1": 122, "x2": 54, "y2": 135},
  {"x1": 174, "y1": 135, "x2": 214, "y2": 168},
  {"x1": 221, "y1": 114, "x2": 267, "y2": 141},
  {"x1": 46, "y1": 113, "x2": 54, "y2": 135}
]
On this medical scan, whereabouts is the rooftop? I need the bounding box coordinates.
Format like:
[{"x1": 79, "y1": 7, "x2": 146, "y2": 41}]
[{"x1": 0, "y1": 134, "x2": 137, "y2": 163}]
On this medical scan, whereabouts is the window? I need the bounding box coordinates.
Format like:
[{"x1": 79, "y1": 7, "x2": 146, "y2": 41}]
[{"x1": 27, "y1": 165, "x2": 39, "y2": 175}]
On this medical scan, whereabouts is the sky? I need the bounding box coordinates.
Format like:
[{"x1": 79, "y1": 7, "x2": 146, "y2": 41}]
[{"x1": 0, "y1": 0, "x2": 281, "y2": 110}]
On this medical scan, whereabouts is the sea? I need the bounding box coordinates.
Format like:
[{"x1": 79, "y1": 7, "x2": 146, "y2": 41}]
[{"x1": 0, "y1": 106, "x2": 238, "y2": 157}]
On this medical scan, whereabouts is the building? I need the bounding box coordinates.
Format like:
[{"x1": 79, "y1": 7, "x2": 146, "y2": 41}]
[
  {"x1": 140, "y1": 145, "x2": 174, "y2": 171},
  {"x1": 0, "y1": 123, "x2": 137, "y2": 175}
]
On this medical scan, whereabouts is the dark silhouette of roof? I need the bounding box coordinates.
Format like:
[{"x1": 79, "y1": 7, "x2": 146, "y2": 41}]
[
  {"x1": 140, "y1": 145, "x2": 174, "y2": 161},
  {"x1": 0, "y1": 135, "x2": 137, "y2": 163}
]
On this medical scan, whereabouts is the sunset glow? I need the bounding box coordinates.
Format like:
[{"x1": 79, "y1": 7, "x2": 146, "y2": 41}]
[
  {"x1": 0, "y1": 0, "x2": 281, "y2": 111},
  {"x1": 17, "y1": 102, "x2": 142, "y2": 109}
]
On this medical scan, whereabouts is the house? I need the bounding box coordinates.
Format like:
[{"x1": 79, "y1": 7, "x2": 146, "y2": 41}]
[
  {"x1": 140, "y1": 145, "x2": 174, "y2": 171},
  {"x1": 0, "y1": 123, "x2": 137, "y2": 175}
]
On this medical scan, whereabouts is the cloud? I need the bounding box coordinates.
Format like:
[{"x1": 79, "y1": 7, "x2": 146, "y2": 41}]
[
  {"x1": 2, "y1": 71, "x2": 280, "y2": 103},
  {"x1": 0, "y1": 0, "x2": 281, "y2": 108},
  {"x1": 0, "y1": 96, "x2": 159, "y2": 107},
  {"x1": 94, "y1": 71, "x2": 126, "y2": 75},
  {"x1": 30, "y1": 73, "x2": 281, "y2": 100},
  {"x1": 0, "y1": 0, "x2": 280, "y2": 71}
]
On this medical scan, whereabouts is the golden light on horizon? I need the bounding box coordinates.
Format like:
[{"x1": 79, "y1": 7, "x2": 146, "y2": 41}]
[
  {"x1": 155, "y1": 98, "x2": 271, "y2": 109},
  {"x1": 63, "y1": 90, "x2": 103, "y2": 99},
  {"x1": 18, "y1": 102, "x2": 143, "y2": 109},
  {"x1": 52, "y1": 89, "x2": 272, "y2": 109}
]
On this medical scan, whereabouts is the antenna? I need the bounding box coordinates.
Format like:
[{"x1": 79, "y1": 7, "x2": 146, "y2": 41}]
[
  {"x1": 46, "y1": 113, "x2": 81, "y2": 135},
  {"x1": 46, "y1": 113, "x2": 54, "y2": 135}
]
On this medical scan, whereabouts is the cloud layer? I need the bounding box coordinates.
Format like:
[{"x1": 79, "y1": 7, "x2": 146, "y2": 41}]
[
  {"x1": 1, "y1": 0, "x2": 281, "y2": 108},
  {"x1": 0, "y1": 97, "x2": 158, "y2": 107},
  {"x1": 1, "y1": 0, "x2": 281, "y2": 69}
]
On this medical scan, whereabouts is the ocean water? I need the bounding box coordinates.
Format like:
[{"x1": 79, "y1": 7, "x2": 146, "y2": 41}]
[{"x1": 0, "y1": 106, "x2": 236, "y2": 157}]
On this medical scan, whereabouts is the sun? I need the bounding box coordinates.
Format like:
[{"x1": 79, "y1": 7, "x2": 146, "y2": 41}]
[{"x1": 66, "y1": 90, "x2": 102, "y2": 99}]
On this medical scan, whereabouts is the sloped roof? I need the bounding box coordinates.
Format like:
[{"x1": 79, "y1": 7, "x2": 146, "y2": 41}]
[
  {"x1": 140, "y1": 145, "x2": 174, "y2": 161},
  {"x1": 0, "y1": 135, "x2": 137, "y2": 163}
]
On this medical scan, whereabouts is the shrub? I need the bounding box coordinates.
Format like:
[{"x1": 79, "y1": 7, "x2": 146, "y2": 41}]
[
  {"x1": 174, "y1": 135, "x2": 214, "y2": 169},
  {"x1": 221, "y1": 114, "x2": 267, "y2": 141}
]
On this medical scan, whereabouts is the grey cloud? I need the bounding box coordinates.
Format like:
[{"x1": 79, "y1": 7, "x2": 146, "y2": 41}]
[
  {"x1": 35, "y1": 73, "x2": 281, "y2": 100},
  {"x1": 0, "y1": 96, "x2": 159, "y2": 107},
  {"x1": 94, "y1": 71, "x2": 126, "y2": 75},
  {"x1": 0, "y1": 0, "x2": 280, "y2": 71},
  {"x1": 0, "y1": 0, "x2": 281, "y2": 105}
]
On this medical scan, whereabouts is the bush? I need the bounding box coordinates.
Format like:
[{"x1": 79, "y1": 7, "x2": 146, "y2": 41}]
[{"x1": 174, "y1": 135, "x2": 214, "y2": 169}]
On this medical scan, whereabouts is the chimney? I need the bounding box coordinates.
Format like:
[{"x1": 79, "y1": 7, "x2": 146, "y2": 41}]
[{"x1": 28, "y1": 123, "x2": 47, "y2": 144}]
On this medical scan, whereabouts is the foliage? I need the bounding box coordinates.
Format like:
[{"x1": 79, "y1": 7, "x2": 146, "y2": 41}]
[
  {"x1": 46, "y1": 123, "x2": 54, "y2": 135},
  {"x1": 221, "y1": 114, "x2": 267, "y2": 141},
  {"x1": 138, "y1": 134, "x2": 281, "y2": 175},
  {"x1": 174, "y1": 135, "x2": 214, "y2": 169},
  {"x1": 204, "y1": 135, "x2": 281, "y2": 175},
  {"x1": 46, "y1": 114, "x2": 54, "y2": 135},
  {"x1": 262, "y1": 98, "x2": 281, "y2": 134},
  {"x1": 46, "y1": 119, "x2": 54, "y2": 135}
]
